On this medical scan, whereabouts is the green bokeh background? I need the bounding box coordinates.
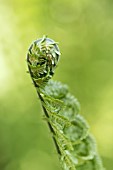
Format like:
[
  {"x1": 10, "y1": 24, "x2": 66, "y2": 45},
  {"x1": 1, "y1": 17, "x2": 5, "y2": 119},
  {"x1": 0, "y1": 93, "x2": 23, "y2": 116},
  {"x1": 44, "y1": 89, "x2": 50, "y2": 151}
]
[{"x1": 0, "y1": 0, "x2": 113, "y2": 169}]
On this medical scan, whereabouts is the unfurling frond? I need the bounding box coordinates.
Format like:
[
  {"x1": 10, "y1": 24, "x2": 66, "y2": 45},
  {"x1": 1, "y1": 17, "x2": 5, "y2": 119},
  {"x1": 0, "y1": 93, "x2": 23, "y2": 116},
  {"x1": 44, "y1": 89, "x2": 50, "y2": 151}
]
[{"x1": 27, "y1": 36, "x2": 105, "y2": 170}]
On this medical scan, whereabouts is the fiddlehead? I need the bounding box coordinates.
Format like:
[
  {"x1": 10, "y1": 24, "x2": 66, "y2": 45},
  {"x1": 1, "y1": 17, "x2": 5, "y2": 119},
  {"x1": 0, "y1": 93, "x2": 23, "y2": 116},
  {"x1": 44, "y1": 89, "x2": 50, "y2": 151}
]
[
  {"x1": 27, "y1": 36, "x2": 105, "y2": 170},
  {"x1": 27, "y1": 35, "x2": 60, "y2": 87}
]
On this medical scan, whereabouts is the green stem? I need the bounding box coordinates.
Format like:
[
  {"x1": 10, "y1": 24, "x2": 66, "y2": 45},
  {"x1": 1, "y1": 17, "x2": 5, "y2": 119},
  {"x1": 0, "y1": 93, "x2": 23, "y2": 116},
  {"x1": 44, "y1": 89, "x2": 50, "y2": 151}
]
[
  {"x1": 28, "y1": 64, "x2": 61, "y2": 156},
  {"x1": 37, "y1": 91, "x2": 61, "y2": 155}
]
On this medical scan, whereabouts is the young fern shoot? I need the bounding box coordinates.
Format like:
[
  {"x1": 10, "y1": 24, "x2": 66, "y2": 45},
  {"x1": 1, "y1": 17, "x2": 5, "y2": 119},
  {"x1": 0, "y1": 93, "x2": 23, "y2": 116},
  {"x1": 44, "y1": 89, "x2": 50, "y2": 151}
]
[{"x1": 27, "y1": 36, "x2": 105, "y2": 170}]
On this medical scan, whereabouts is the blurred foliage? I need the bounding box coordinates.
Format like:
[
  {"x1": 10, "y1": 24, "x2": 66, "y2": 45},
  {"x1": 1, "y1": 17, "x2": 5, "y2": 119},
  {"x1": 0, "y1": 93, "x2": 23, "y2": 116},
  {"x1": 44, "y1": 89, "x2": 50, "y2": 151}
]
[{"x1": 0, "y1": 0, "x2": 113, "y2": 169}]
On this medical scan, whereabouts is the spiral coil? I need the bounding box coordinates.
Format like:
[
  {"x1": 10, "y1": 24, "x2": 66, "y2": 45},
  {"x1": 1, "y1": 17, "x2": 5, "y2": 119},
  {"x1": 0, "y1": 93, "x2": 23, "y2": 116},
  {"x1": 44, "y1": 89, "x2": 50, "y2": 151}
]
[
  {"x1": 27, "y1": 36, "x2": 105, "y2": 170},
  {"x1": 27, "y1": 36, "x2": 60, "y2": 87}
]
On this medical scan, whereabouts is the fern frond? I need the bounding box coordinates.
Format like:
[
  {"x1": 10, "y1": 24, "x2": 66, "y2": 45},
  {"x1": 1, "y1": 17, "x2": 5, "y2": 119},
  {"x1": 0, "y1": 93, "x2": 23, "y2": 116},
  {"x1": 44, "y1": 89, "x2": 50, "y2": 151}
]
[{"x1": 27, "y1": 36, "x2": 105, "y2": 170}]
